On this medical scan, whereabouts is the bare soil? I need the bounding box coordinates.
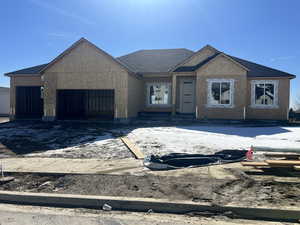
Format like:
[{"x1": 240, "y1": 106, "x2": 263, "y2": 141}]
[
  {"x1": 0, "y1": 121, "x2": 132, "y2": 159},
  {"x1": 0, "y1": 173, "x2": 299, "y2": 208}
]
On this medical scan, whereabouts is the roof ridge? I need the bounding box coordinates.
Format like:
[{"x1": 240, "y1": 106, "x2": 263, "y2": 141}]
[{"x1": 117, "y1": 48, "x2": 194, "y2": 58}]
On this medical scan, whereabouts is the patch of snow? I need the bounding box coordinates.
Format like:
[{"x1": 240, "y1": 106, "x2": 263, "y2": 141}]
[{"x1": 127, "y1": 126, "x2": 300, "y2": 156}]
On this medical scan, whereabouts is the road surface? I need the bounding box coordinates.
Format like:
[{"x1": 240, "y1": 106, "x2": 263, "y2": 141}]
[{"x1": 0, "y1": 203, "x2": 292, "y2": 225}]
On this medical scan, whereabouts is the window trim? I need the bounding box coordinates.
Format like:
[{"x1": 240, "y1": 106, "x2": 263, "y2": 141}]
[
  {"x1": 146, "y1": 82, "x2": 172, "y2": 107},
  {"x1": 206, "y1": 79, "x2": 235, "y2": 108},
  {"x1": 251, "y1": 80, "x2": 279, "y2": 109}
]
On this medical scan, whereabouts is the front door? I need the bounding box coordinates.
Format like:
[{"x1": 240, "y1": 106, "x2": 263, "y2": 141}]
[{"x1": 180, "y1": 79, "x2": 196, "y2": 113}]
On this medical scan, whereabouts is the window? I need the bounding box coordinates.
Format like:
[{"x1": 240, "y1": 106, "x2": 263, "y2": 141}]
[
  {"x1": 251, "y1": 80, "x2": 278, "y2": 108},
  {"x1": 146, "y1": 83, "x2": 171, "y2": 106},
  {"x1": 207, "y1": 79, "x2": 234, "y2": 108}
]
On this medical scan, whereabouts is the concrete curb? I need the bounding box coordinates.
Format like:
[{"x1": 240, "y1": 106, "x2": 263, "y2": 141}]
[{"x1": 0, "y1": 191, "x2": 299, "y2": 222}]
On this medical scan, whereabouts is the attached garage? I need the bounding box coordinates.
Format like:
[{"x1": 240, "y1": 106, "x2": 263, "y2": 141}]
[
  {"x1": 57, "y1": 90, "x2": 114, "y2": 120},
  {"x1": 15, "y1": 86, "x2": 43, "y2": 119}
]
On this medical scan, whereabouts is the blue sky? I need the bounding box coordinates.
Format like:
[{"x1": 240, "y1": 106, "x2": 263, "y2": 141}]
[{"x1": 0, "y1": 0, "x2": 299, "y2": 106}]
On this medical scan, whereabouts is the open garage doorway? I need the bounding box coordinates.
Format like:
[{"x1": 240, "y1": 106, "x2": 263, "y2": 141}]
[{"x1": 57, "y1": 90, "x2": 114, "y2": 120}]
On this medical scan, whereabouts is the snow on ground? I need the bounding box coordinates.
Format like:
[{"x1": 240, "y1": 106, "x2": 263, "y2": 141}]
[
  {"x1": 127, "y1": 125, "x2": 300, "y2": 156},
  {"x1": 26, "y1": 133, "x2": 132, "y2": 159},
  {"x1": 0, "y1": 122, "x2": 132, "y2": 159}
]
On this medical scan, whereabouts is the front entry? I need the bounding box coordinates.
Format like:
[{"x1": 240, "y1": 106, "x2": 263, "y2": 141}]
[{"x1": 180, "y1": 79, "x2": 196, "y2": 113}]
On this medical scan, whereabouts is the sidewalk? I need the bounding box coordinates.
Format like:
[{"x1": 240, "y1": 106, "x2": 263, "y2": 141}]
[{"x1": 1, "y1": 157, "x2": 143, "y2": 175}]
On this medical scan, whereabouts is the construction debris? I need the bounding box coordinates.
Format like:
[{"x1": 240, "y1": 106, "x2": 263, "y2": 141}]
[
  {"x1": 121, "y1": 137, "x2": 144, "y2": 159},
  {"x1": 102, "y1": 203, "x2": 112, "y2": 211},
  {"x1": 144, "y1": 150, "x2": 248, "y2": 170},
  {"x1": 0, "y1": 176, "x2": 14, "y2": 184},
  {"x1": 242, "y1": 147, "x2": 300, "y2": 173}
]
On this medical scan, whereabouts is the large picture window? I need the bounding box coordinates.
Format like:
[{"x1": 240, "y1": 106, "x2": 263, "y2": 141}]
[
  {"x1": 146, "y1": 83, "x2": 171, "y2": 106},
  {"x1": 207, "y1": 79, "x2": 234, "y2": 108},
  {"x1": 251, "y1": 80, "x2": 278, "y2": 108}
]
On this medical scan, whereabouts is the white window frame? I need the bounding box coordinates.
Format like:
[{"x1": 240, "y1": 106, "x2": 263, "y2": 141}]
[
  {"x1": 251, "y1": 80, "x2": 279, "y2": 109},
  {"x1": 146, "y1": 82, "x2": 172, "y2": 107},
  {"x1": 206, "y1": 79, "x2": 235, "y2": 108}
]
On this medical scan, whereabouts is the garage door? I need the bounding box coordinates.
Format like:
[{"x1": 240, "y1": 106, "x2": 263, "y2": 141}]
[
  {"x1": 16, "y1": 86, "x2": 43, "y2": 119},
  {"x1": 57, "y1": 90, "x2": 114, "y2": 120}
]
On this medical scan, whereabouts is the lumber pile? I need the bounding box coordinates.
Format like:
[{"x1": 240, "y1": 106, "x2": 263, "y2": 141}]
[{"x1": 241, "y1": 152, "x2": 300, "y2": 172}]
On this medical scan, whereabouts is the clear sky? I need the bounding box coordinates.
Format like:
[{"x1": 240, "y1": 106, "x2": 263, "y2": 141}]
[{"x1": 0, "y1": 0, "x2": 299, "y2": 107}]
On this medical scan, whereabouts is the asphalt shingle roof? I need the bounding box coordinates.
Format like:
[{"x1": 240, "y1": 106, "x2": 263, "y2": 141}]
[
  {"x1": 227, "y1": 55, "x2": 295, "y2": 78},
  {"x1": 5, "y1": 63, "x2": 49, "y2": 76},
  {"x1": 5, "y1": 47, "x2": 295, "y2": 78},
  {"x1": 117, "y1": 49, "x2": 195, "y2": 73}
]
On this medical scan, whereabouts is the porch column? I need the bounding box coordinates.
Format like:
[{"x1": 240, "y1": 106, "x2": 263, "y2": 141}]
[{"x1": 172, "y1": 74, "x2": 177, "y2": 115}]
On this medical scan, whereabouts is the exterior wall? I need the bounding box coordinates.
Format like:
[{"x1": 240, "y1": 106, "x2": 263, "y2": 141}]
[
  {"x1": 182, "y1": 47, "x2": 216, "y2": 66},
  {"x1": 142, "y1": 76, "x2": 172, "y2": 112},
  {"x1": 246, "y1": 78, "x2": 290, "y2": 120},
  {"x1": 43, "y1": 41, "x2": 129, "y2": 119},
  {"x1": 0, "y1": 88, "x2": 10, "y2": 115},
  {"x1": 196, "y1": 55, "x2": 248, "y2": 120},
  {"x1": 9, "y1": 75, "x2": 42, "y2": 119},
  {"x1": 127, "y1": 75, "x2": 144, "y2": 117}
]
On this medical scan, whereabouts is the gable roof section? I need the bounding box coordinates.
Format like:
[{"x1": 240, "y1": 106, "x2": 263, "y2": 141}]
[
  {"x1": 4, "y1": 40, "x2": 296, "y2": 79},
  {"x1": 170, "y1": 45, "x2": 219, "y2": 72},
  {"x1": 117, "y1": 48, "x2": 194, "y2": 73},
  {"x1": 40, "y1": 38, "x2": 133, "y2": 74},
  {"x1": 175, "y1": 52, "x2": 249, "y2": 73},
  {"x1": 5, "y1": 63, "x2": 48, "y2": 76},
  {"x1": 227, "y1": 55, "x2": 296, "y2": 78},
  {"x1": 174, "y1": 53, "x2": 220, "y2": 72}
]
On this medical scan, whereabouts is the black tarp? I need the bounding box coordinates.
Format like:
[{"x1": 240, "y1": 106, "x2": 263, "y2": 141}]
[{"x1": 144, "y1": 150, "x2": 247, "y2": 170}]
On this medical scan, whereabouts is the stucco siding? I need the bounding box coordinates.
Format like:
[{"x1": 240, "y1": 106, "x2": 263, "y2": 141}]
[
  {"x1": 246, "y1": 78, "x2": 290, "y2": 120},
  {"x1": 196, "y1": 55, "x2": 247, "y2": 119},
  {"x1": 43, "y1": 41, "x2": 129, "y2": 119}
]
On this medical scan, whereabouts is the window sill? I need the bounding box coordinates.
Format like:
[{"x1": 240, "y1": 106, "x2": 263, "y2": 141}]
[
  {"x1": 205, "y1": 104, "x2": 234, "y2": 109},
  {"x1": 250, "y1": 105, "x2": 279, "y2": 109},
  {"x1": 146, "y1": 104, "x2": 172, "y2": 108}
]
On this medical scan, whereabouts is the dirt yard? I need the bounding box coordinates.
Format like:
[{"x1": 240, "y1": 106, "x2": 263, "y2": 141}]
[
  {"x1": 1, "y1": 120, "x2": 300, "y2": 210},
  {"x1": 1, "y1": 120, "x2": 300, "y2": 159},
  {"x1": 0, "y1": 121, "x2": 131, "y2": 159},
  {"x1": 0, "y1": 172, "x2": 300, "y2": 208}
]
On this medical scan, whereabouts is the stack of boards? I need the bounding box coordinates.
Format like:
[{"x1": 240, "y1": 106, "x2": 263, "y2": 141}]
[{"x1": 242, "y1": 152, "x2": 300, "y2": 171}]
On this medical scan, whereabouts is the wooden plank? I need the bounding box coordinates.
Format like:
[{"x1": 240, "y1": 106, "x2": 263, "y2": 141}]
[
  {"x1": 264, "y1": 153, "x2": 300, "y2": 159},
  {"x1": 294, "y1": 166, "x2": 300, "y2": 171},
  {"x1": 241, "y1": 161, "x2": 269, "y2": 167},
  {"x1": 121, "y1": 137, "x2": 144, "y2": 159},
  {"x1": 266, "y1": 160, "x2": 300, "y2": 167}
]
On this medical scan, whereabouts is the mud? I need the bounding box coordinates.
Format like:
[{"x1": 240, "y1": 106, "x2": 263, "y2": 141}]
[{"x1": 0, "y1": 173, "x2": 299, "y2": 208}]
